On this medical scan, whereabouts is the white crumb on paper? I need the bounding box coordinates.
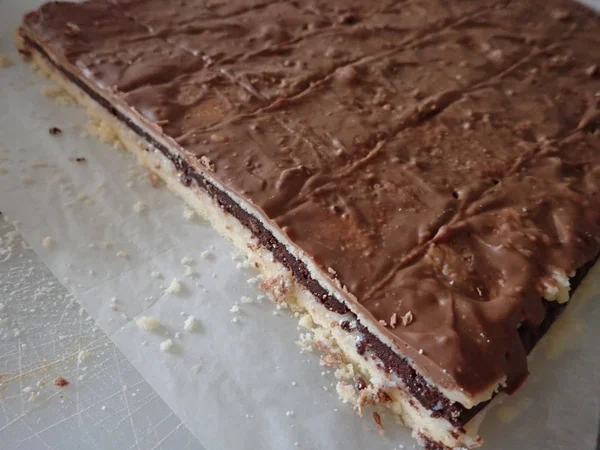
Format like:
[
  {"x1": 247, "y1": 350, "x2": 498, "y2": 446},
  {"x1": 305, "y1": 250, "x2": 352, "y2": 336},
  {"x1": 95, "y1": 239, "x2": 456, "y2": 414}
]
[
  {"x1": 230, "y1": 304, "x2": 240, "y2": 313},
  {"x1": 240, "y1": 296, "x2": 253, "y2": 304},
  {"x1": 160, "y1": 338, "x2": 174, "y2": 352},
  {"x1": 135, "y1": 316, "x2": 161, "y2": 331},
  {"x1": 183, "y1": 207, "x2": 195, "y2": 220},
  {"x1": 0, "y1": 55, "x2": 13, "y2": 68},
  {"x1": 151, "y1": 271, "x2": 162, "y2": 279},
  {"x1": 336, "y1": 381, "x2": 358, "y2": 405},
  {"x1": 133, "y1": 201, "x2": 147, "y2": 213},
  {"x1": 41, "y1": 84, "x2": 76, "y2": 105},
  {"x1": 200, "y1": 250, "x2": 213, "y2": 259},
  {"x1": 191, "y1": 364, "x2": 202, "y2": 374},
  {"x1": 165, "y1": 278, "x2": 182, "y2": 294},
  {"x1": 184, "y1": 266, "x2": 195, "y2": 277},
  {"x1": 181, "y1": 256, "x2": 194, "y2": 266},
  {"x1": 298, "y1": 314, "x2": 313, "y2": 330},
  {"x1": 41, "y1": 236, "x2": 54, "y2": 249},
  {"x1": 285, "y1": 410, "x2": 295, "y2": 417},
  {"x1": 183, "y1": 315, "x2": 199, "y2": 332}
]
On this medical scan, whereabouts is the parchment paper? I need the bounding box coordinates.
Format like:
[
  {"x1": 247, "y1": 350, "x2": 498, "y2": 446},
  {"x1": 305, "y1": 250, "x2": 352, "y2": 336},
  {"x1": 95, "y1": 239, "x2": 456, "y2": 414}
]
[{"x1": 1, "y1": 1, "x2": 599, "y2": 449}]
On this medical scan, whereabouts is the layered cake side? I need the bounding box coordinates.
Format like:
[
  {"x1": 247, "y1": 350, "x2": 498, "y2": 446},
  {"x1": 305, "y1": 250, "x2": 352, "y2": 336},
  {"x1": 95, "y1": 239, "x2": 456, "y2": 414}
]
[{"x1": 16, "y1": 0, "x2": 600, "y2": 448}]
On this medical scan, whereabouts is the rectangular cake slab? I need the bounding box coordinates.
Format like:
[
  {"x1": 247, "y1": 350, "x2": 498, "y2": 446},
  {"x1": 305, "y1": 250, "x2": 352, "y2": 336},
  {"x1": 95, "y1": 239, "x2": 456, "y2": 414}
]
[{"x1": 16, "y1": 0, "x2": 600, "y2": 448}]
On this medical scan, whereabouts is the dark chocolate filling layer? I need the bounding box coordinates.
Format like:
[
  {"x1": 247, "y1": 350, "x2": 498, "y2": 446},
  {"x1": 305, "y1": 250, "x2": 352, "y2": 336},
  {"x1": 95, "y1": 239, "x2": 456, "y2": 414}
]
[{"x1": 21, "y1": 33, "x2": 598, "y2": 428}]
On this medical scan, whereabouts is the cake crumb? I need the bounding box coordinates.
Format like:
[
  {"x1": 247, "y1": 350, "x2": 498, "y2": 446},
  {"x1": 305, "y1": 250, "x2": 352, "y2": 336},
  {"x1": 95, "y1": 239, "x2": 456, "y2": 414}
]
[
  {"x1": 148, "y1": 171, "x2": 161, "y2": 188},
  {"x1": 191, "y1": 364, "x2": 202, "y2": 374},
  {"x1": 183, "y1": 315, "x2": 199, "y2": 332},
  {"x1": 401, "y1": 311, "x2": 414, "y2": 327},
  {"x1": 231, "y1": 316, "x2": 239, "y2": 323},
  {"x1": 200, "y1": 250, "x2": 213, "y2": 259},
  {"x1": 151, "y1": 271, "x2": 162, "y2": 279},
  {"x1": 41, "y1": 84, "x2": 75, "y2": 105},
  {"x1": 240, "y1": 296, "x2": 253, "y2": 304},
  {"x1": 299, "y1": 314, "x2": 313, "y2": 330},
  {"x1": 183, "y1": 207, "x2": 195, "y2": 220},
  {"x1": 199, "y1": 155, "x2": 216, "y2": 172},
  {"x1": 184, "y1": 266, "x2": 195, "y2": 277},
  {"x1": 133, "y1": 201, "x2": 147, "y2": 213},
  {"x1": 390, "y1": 313, "x2": 397, "y2": 328},
  {"x1": 116, "y1": 250, "x2": 129, "y2": 259},
  {"x1": 21, "y1": 176, "x2": 33, "y2": 185},
  {"x1": 165, "y1": 278, "x2": 182, "y2": 294},
  {"x1": 159, "y1": 339, "x2": 174, "y2": 352},
  {"x1": 49, "y1": 127, "x2": 62, "y2": 135},
  {"x1": 42, "y1": 236, "x2": 54, "y2": 249},
  {"x1": 297, "y1": 333, "x2": 314, "y2": 352},
  {"x1": 285, "y1": 410, "x2": 295, "y2": 417},
  {"x1": 135, "y1": 316, "x2": 161, "y2": 331},
  {"x1": 230, "y1": 304, "x2": 240, "y2": 313},
  {"x1": 372, "y1": 412, "x2": 384, "y2": 435},
  {"x1": 0, "y1": 55, "x2": 13, "y2": 67},
  {"x1": 181, "y1": 256, "x2": 194, "y2": 266},
  {"x1": 54, "y1": 377, "x2": 69, "y2": 387}
]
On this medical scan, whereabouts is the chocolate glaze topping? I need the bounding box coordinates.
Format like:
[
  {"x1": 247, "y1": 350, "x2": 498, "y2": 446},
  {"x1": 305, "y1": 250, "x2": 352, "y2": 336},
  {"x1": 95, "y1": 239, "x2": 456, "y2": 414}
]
[{"x1": 21, "y1": 0, "x2": 600, "y2": 408}]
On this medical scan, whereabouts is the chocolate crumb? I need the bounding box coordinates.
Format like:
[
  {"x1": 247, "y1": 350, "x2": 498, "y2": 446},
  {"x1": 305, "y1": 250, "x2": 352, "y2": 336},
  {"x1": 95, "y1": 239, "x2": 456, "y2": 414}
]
[
  {"x1": 585, "y1": 64, "x2": 598, "y2": 78},
  {"x1": 356, "y1": 336, "x2": 367, "y2": 355},
  {"x1": 550, "y1": 9, "x2": 570, "y2": 21},
  {"x1": 372, "y1": 412, "x2": 384, "y2": 435},
  {"x1": 54, "y1": 376, "x2": 69, "y2": 387},
  {"x1": 355, "y1": 376, "x2": 367, "y2": 391},
  {"x1": 401, "y1": 311, "x2": 414, "y2": 327},
  {"x1": 340, "y1": 320, "x2": 352, "y2": 331},
  {"x1": 334, "y1": 66, "x2": 359, "y2": 85},
  {"x1": 199, "y1": 155, "x2": 216, "y2": 172},
  {"x1": 75, "y1": 157, "x2": 86, "y2": 163},
  {"x1": 49, "y1": 127, "x2": 62, "y2": 135}
]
